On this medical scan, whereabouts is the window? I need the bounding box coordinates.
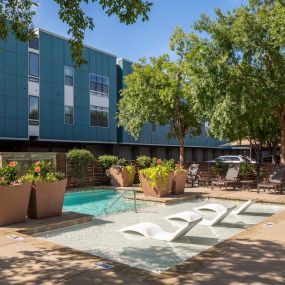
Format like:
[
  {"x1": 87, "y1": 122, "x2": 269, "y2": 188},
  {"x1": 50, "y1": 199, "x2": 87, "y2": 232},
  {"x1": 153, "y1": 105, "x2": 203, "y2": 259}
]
[
  {"x1": 89, "y1": 73, "x2": 109, "y2": 94},
  {"x1": 64, "y1": 106, "x2": 74, "y2": 124},
  {"x1": 64, "y1": 67, "x2": 73, "y2": 86},
  {"x1": 90, "y1": 74, "x2": 97, "y2": 91},
  {"x1": 29, "y1": 38, "x2": 39, "y2": 50},
  {"x1": 102, "y1": 77, "x2": 109, "y2": 94},
  {"x1": 29, "y1": 52, "x2": 39, "y2": 78},
  {"x1": 29, "y1": 96, "x2": 39, "y2": 125},
  {"x1": 90, "y1": 106, "x2": 109, "y2": 127}
]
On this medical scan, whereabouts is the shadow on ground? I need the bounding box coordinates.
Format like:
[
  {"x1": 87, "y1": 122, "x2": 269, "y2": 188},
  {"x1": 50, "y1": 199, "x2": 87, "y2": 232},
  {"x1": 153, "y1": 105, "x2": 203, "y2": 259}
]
[{"x1": 0, "y1": 237, "x2": 284, "y2": 284}]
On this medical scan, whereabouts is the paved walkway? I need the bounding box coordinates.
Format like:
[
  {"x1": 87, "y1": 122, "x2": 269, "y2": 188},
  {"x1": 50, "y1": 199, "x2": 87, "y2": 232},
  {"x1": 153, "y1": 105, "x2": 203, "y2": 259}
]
[{"x1": 1, "y1": 188, "x2": 285, "y2": 284}]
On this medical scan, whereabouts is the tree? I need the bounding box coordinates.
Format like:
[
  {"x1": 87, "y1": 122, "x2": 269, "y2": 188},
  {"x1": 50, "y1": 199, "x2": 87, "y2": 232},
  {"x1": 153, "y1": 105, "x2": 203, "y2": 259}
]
[
  {"x1": 0, "y1": 0, "x2": 152, "y2": 66},
  {"x1": 187, "y1": 0, "x2": 285, "y2": 164},
  {"x1": 117, "y1": 27, "x2": 202, "y2": 165}
]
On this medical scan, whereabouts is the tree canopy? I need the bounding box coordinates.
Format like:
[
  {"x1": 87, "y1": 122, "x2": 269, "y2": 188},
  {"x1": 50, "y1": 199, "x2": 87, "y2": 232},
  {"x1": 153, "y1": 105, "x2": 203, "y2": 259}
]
[
  {"x1": 117, "y1": 27, "x2": 203, "y2": 164},
  {"x1": 186, "y1": 0, "x2": 285, "y2": 163},
  {"x1": 0, "y1": 0, "x2": 152, "y2": 66}
]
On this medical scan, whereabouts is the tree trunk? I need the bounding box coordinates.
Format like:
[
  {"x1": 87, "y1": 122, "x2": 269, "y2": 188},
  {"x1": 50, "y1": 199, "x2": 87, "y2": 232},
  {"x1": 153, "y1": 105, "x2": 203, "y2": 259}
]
[
  {"x1": 280, "y1": 116, "x2": 285, "y2": 165},
  {"x1": 179, "y1": 144, "x2": 184, "y2": 165},
  {"x1": 272, "y1": 145, "x2": 278, "y2": 165}
]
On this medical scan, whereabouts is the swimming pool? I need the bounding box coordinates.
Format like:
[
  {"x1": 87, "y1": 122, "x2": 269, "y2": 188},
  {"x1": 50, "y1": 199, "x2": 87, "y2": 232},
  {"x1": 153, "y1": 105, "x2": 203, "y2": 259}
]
[
  {"x1": 38, "y1": 198, "x2": 285, "y2": 273},
  {"x1": 63, "y1": 189, "x2": 148, "y2": 216}
]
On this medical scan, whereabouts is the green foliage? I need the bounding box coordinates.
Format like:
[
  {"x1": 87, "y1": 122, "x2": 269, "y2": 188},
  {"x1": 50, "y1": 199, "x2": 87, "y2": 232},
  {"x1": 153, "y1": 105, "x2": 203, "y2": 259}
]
[
  {"x1": 136, "y1": 155, "x2": 152, "y2": 169},
  {"x1": 97, "y1": 155, "x2": 119, "y2": 169},
  {"x1": 161, "y1": 159, "x2": 175, "y2": 172},
  {"x1": 66, "y1": 149, "x2": 94, "y2": 164},
  {"x1": 175, "y1": 163, "x2": 186, "y2": 173},
  {"x1": 117, "y1": 26, "x2": 203, "y2": 164},
  {"x1": 113, "y1": 158, "x2": 128, "y2": 168},
  {"x1": 187, "y1": 1, "x2": 284, "y2": 162},
  {"x1": 0, "y1": 0, "x2": 152, "y2": 67},
  {"x1": 20, "y1": 161, "x2": 61, "y2": 183},
  {"x1": 139, "y1": 165, "x2": 170, "y2": 190},
  {"x1": 0, "y1": 161, "x2": 18, "y2": 185},
  {"x1": 67, "y1": 149, "x2": 94, "y2": 185},
  {"x1": 126, "y1": 165, "x2": 135, "y2": 185},
  {"x1": 212, "y1": 161, "x2": 228, "y2": 176},
  {"x1": 239, "y1": 163, "x2": 252, "y2": 177}
]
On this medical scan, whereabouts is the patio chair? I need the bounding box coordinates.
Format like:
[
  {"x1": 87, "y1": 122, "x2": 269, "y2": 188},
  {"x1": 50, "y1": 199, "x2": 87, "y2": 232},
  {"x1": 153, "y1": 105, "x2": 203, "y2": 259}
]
[
  {"x1": 211, "y1": 165, "x2": 240, "y2": 190},
  {"x1": 167, "y1": 204, "x2": 236, "y2": 226},
  {"x1": 119, "y1": 214, "x2": 202, "y2": 242},
  {"x1": 257, "y1": 167, "x2": 285, "y2": 194}
]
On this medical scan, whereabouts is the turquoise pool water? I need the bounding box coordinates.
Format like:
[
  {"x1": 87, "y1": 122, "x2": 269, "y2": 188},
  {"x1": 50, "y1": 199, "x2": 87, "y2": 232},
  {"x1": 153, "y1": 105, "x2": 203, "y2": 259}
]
[{"x1": 63, "y1": 190, "x2": 146, "y2": 216}]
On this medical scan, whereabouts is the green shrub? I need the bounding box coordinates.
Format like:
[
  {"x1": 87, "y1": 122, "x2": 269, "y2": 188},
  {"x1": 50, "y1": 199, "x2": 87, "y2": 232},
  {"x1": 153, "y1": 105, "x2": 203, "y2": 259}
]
[
  {"x1": 66, "y1": 148, "x2": 94, "y2": 164},
  {"x1": 212, "y1": 161, "x2": 228, "y2": 176},
  {"x1": 239, "y1": 163, "x2": 252, "y2": 176},
  {"x1": 161, "y1": 159, "x2": 175, "y2": 172},
  {"x1": 97, "y1": 155, "x2": 119, "y2": 169},
  {"x1": 136, "y1": 155, "x2": 152, "y2": 169}
]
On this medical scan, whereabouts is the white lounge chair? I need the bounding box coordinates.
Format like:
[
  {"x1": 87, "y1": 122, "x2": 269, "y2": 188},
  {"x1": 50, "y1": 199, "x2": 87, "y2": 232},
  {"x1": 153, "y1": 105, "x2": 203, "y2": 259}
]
[
  {"x1": 119, "y1": 216, "x2": 202, "y2": 242},
  {"x1": 194, "y1": 203, "x2": 236, "y2": 226},
  {"x1": 165, "y1": 211, "x2": 203, "y2": 223},
  {"x1": 232, "y1": 199, "x2": 257, "y2": 215}
]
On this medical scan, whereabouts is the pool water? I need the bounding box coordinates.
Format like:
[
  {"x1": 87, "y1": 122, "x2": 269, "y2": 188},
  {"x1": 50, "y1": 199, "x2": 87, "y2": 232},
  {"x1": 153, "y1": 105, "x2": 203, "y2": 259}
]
[
  {"x1": 38, "y1": 198, "x2": 285, "y2": 273},
  {"x1": 63, "y1": 190, "x2": 147, "y2": 216}
]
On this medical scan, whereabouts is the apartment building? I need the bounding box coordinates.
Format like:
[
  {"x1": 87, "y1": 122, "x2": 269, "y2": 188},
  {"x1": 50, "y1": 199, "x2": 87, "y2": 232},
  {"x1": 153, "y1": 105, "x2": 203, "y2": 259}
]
[{"x1": 0, "y1": 29, "x2": 231, "y2": 161}]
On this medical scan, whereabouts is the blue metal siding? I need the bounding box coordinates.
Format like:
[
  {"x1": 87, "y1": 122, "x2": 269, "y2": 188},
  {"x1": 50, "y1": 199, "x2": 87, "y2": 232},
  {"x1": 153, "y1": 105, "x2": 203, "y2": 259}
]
[
  {"x1": 117, "y1": 58, "x2": 225, "y2": 148},
  {"x1": 39, "y1": 30, "x2": 117, "y2": 143},
  {"x1": 0, "y1": 34, "x2": 28, "y2": 139},
  {"x1": 0, "y1": 30, "x2": 225, "y2": 148}
]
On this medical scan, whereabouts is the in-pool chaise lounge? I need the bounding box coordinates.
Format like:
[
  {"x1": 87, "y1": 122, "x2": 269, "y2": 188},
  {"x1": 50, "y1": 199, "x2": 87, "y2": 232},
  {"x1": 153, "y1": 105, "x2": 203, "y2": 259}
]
[
  {"x1": 119, "y1": 213, "x2": 202, "y2": 242},
  {"x1": 232, "y1": 199, "x2": 257, "y2": 215},
  {"x1": 166, "y1": 200, "x2": 257, "y2": 226},
  {"x1": 167, "y1": 204, "x2": 236, "y2": 226}
]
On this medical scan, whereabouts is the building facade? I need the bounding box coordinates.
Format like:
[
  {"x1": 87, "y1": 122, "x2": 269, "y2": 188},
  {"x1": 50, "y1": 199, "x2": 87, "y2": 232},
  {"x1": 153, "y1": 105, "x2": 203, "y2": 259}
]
[{"x1": 0, "y1": 29, "x2": 233, "y2": 161}]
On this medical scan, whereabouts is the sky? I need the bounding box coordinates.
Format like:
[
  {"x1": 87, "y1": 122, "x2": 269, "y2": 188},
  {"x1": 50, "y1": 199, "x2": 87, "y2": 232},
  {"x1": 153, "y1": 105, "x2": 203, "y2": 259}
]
[{"x1": 33, "y1": 0, "x2": 247, "y2": 61}]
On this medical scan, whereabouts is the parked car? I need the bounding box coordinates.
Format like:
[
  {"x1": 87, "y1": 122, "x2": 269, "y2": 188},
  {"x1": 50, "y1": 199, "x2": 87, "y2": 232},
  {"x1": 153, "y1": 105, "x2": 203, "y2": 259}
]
[{"x1": 207, "y1": 155, "x2": 256, "y2": 164}]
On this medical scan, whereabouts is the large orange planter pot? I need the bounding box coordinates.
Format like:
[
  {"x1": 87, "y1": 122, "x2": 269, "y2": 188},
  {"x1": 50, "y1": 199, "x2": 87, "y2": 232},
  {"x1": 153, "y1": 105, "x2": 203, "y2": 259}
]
[
  {"x1": 109, "y1": 167, "x2": 134, "y2": 187},
  {"x1": 171, "y1": 171, "x2": 186, "y2": 195},
  {"x1": 28, "y1": 179, "x2": 67, "y2": 219},
  {"x1": 140, "y1": 172, "x2": 174, "y2": 198},
  {"x1": 0, "y1": 183, "x2": 32, "y2": 226}
]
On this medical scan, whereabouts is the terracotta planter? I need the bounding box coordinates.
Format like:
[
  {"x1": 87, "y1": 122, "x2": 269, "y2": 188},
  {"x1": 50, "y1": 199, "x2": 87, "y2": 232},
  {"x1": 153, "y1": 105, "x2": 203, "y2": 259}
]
[
  {"x1": 140, "y1": 172, "x2": 174, "y2": 198},
  {"x1": 0, "y1": 183, "x2": 32, "y2": 226},
  {"x1": 28, "y1": 179, "x2": 67, "y2": 219},
  {"x1": 109, "y1": 167, "x2": 134, "y2": 187},
  {"x1": 171, "y1": 171, "x2": 186, "y2": 195}
]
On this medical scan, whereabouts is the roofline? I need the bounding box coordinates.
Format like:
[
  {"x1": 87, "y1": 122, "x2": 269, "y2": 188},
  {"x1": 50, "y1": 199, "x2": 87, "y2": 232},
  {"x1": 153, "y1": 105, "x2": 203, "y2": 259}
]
[
  {"x1": 36, "y1": 28, "x2": 117, "y2": 58},
  {"x1": 117, "y1": 57, "x2": 134, "y2": 64}
]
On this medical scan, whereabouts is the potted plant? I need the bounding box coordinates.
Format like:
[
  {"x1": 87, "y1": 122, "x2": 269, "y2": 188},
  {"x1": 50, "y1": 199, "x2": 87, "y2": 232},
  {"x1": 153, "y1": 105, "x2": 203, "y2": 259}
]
[
  {"x1": 108, "y1": 158, "x2": 135, "y2": 187},
  {"x1": 139, "y1": 163, "x2": 174, "y2": 198},
  {"x1": 171, "y1": 164, "x2": 187, "y2": 195},
  {"x1": 21, "y1": 161, "x2": 67, "y2": 219},
  {"x1": 0, "y1": 161, "x2": 32, "y2": 226}
]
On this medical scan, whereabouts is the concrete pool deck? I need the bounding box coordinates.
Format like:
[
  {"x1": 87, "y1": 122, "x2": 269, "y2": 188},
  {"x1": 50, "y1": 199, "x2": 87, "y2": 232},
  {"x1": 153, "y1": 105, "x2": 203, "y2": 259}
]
[{"x1": 1, "y1": 188, "x2": 285, "y2": 284}]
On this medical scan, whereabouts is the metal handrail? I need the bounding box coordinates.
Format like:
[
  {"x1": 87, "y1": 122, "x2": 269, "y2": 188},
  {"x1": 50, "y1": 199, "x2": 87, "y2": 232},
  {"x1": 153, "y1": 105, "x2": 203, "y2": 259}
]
[{"x1": 107, "y1": 188, "x2": 137, "y2": 213}]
